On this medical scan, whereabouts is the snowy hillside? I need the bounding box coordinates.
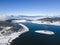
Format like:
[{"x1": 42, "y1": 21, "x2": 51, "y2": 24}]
[{"x1": 0, "y1": 21, "x2": 29, "y2": 45}]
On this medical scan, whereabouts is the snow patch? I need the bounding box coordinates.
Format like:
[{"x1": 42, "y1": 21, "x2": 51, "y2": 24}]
[{"x1": 35, "y1": 30, "x2": 55, "y2": 35}]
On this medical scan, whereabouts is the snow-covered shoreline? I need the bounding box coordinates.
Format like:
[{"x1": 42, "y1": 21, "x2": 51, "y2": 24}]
[
  {"x1": 0, "y1": 23, "x2": 29, "y2": 45},
  {"x1": 12, "y1": 20, "x2": 60, "y2": 26},
  {"x1": 31, "y1": 21, "x2": 60, "y2": 26}
]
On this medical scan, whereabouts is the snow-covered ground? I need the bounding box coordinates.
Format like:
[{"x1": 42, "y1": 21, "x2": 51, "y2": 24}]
[
  {"x1": 0, "y1": 24, "x2": 29, "y2": 45},
  {"x1": 12, "y1": 20, "x2": 27, "y2": 23},
  {"x1": 31, "y1": 21, "x2": 60, "y2": 26},
  {"x1": 11, "y1": 19, "x2": 60, "y2": 26}
]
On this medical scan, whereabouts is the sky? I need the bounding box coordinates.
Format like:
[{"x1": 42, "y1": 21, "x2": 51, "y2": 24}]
[{"x1": 0, "y1": 0, "x2": 60, "y2": 16}]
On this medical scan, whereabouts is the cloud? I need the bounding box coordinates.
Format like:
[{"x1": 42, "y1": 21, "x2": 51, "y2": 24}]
[{"x1": 0, "y1": 15, "x2": 8, "y2": 21}]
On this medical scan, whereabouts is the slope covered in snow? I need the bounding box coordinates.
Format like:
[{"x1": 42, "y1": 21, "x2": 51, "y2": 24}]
[{"x1": 0, "y1": 21, "x2": 29, "y2": 45}]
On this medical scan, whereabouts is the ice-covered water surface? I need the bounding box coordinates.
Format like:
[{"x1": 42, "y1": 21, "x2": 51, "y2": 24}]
[
  {"x1": 0, "y1": 22, "x2": 29, "y2": 45},
  {"x1": 35, "y1": 30, "x2": 55, "y2": 35}
]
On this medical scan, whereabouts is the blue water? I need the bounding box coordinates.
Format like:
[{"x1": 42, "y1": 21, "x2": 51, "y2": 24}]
[{"x1": 11, "y1": 22, "x2": 60, "y2": 45}]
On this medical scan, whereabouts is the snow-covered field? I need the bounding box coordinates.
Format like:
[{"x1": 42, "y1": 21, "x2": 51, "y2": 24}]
[
  {"x1": 0, "y1": 24, "x2": 29, "y2": 45},
  {"x1": 31, "y1": 21, "x2": 60, "y2": 26}
]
